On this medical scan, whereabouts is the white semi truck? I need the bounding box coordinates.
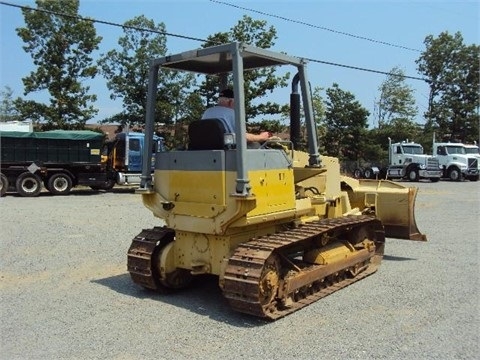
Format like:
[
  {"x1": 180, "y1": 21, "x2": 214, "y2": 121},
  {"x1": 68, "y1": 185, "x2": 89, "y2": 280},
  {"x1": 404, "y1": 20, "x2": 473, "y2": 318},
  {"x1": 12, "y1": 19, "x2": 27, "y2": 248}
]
[
  {"x1": 384, "y1": 139, "x2": 441, "y2": 182},
  {"x1": 433, "y1": 142, "x2": 479, "y2": 181},
  {"x1": 358, "y1": 139, "x2": 441, "y2": 182}
]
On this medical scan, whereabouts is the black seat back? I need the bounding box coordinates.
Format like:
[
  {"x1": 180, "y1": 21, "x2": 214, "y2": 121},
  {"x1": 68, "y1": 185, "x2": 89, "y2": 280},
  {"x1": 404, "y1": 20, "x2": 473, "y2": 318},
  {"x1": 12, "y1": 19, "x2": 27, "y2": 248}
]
[{"x1": 188, "y1": 119, "x2": 227, "y2": 150}]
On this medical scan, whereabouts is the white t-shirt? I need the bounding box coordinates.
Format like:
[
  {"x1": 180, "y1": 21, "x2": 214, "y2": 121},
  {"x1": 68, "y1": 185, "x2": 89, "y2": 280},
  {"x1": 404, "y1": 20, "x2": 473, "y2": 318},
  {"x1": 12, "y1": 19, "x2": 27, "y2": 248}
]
[{"x1": 201, "y1": 106, "x2": 235, "y2": 133}]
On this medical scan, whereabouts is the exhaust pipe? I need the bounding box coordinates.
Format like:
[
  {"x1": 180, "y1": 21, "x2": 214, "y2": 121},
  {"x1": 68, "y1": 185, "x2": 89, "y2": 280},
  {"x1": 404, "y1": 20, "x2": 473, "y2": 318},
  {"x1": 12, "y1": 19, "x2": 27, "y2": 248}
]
[{"x1": 290, "y1": 73, "x2": 301, "y2": 149}]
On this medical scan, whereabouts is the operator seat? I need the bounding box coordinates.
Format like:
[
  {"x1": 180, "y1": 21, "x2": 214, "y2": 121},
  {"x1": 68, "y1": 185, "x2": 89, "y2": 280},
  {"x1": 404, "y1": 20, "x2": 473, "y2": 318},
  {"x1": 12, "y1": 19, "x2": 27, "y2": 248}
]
[{"x1": 188, "y1": 119, "x2": 228, "y2": 150}]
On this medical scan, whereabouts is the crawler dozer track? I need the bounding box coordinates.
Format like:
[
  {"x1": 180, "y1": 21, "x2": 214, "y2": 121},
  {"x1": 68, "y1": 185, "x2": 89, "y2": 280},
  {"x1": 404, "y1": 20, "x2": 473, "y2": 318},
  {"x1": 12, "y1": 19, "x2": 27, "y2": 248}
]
[
  {"x1": 223, "y1": 215, "x2": 385, "y2": 320},
  {"x1": 127, "y1": 216, "x2": 385, "y2": 320},
  {"x1": 127, "y1": 227, "x2": 174, "y2": 292}
]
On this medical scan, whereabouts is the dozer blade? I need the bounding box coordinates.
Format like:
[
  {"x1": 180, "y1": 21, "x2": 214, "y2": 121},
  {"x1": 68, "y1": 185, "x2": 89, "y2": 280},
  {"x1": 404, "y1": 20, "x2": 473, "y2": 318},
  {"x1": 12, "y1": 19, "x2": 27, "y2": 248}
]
[{"x1": 355, "y1": 180, "x2": 426, "y2": 241}]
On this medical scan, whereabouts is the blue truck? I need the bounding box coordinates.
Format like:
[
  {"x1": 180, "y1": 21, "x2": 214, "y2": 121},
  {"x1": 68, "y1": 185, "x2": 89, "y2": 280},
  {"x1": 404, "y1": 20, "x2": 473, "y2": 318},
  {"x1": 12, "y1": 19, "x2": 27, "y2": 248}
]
[
  {"x1": 101, "y1": 131, "x2": 165, "y2": 189},
  {"x1": 0, "y1": 130, "x2": 164, "y2": 197}
]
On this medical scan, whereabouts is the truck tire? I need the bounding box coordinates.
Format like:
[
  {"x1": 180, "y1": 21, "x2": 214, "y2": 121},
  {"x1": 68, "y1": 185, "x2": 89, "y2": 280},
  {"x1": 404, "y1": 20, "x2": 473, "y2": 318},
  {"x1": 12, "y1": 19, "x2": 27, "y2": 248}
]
[
  {"x1": 407, "y1": 168, "x2": 419, "y2": 182},
  {"x1": 353, "y1": 168, "x2": 363, "y2": 179},
  {"x1": 363, "y1": 168, "x2": 376, "y2": 179},
  {"x1": 90, "y1": 179, "x2": 115, "y2": 191},
  {"x1": 448, "y1": 167, "x2": 462, "y2": 181},
  {"x1": 0, "y1": 173, "x2": 9, "y2": 197},
  {"x1": 379, "y1": 168, "x2": 388, "y2": 180},
  {"x1": 15, "y1": 172, "x2": 42, "y2": 197},
  {"x1": 102, "y1": 178, "x2": 116, "y2": 190},
  {"x1": 467, "y1": 175, "x2": 479, "y2": 182},
  {"x1": 47, "y1": 173, "x2": 73, "y2": 195}
]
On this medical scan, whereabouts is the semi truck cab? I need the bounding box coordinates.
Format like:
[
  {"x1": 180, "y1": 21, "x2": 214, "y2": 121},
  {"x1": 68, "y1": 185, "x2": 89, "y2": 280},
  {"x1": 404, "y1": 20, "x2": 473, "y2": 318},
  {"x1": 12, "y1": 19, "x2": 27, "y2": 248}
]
[
  {"x1": 386, "y1": 140, "x2": 441, "y2": 182},
  {"x1": 433, "y1": 142, "x2": 479, "y2": 181},
  {"x1": 103, "y1": 131, "x2": 165, "y2": 186}
]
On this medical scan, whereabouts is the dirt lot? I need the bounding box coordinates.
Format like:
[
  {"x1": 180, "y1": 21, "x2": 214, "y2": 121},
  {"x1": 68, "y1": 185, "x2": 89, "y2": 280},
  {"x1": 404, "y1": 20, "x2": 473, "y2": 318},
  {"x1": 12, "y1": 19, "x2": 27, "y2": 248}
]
[{"x1": 0, "y1": 181, "x2": 479, "y2": 360}]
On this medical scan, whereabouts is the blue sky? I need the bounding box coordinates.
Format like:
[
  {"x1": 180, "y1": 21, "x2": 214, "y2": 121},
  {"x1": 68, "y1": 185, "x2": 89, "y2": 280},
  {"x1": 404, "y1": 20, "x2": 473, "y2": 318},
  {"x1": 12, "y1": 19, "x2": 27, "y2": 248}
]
[{"x1": 1, "y1": 0, "x2": 479, "y2": 126}]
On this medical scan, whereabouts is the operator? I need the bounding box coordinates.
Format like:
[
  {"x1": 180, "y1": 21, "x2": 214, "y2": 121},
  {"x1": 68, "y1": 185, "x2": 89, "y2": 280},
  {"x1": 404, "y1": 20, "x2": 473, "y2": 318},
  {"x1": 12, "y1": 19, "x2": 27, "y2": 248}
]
[{"x1": 201, "y1": 88, "x2": 271, "y2": 143}]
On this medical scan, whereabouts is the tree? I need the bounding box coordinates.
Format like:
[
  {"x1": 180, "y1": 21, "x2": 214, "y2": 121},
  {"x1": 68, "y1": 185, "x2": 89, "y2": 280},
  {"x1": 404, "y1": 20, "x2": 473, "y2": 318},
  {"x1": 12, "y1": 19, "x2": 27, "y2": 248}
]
[
  {"x1": 15, "y1": 0, "x2": 101, "y2": 129},
  {"x1": 376, "y1": 66, "x2": 418, "y2": 127},
  {"x1": 311, "y1": 86, "x2": 326, "y2": 125},
  {"x1": 0, "y1": 86, "x2": 20, "y2": 122},
  {"x1": 98, "y1": 15, "x2": 195, "y2": 127},
  {"x1": 199, "y1": 15, "x2": 290, "y2": 121},
  {"x1": 311, "y1": 86, "x2": 326, "y2": 153},
  {"x1": 416, "y1": 31, "x2": 480, "y2": 143},
  {"x1": 367, "y1": 119, "x2": 424, "y2": 163},
  {"x1": 324, "y1": 84, "x2": 369, "y2": 161},
  {"x1": 370, "y1": 66, "x2": 423, "y2": 155}
]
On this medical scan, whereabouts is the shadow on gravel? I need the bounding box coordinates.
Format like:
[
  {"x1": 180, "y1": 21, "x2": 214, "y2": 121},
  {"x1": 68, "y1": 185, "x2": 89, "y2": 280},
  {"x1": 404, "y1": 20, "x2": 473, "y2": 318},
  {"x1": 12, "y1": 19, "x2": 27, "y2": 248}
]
[
  {"x1": 4, "y1": 190, "x2": 100, "y2": 197},
  {"x1": 92, "y1": 273, "x2": 269, "y2": 327},
  {"x1": 4, "y1": 186, "x2": 136, "y2": 197},
  {"x1": 66, "y1": 187, "x2": 137, "y2": 196},
  {"x1": 383, "y1": 255, "x2": 417, "y2": 261}
]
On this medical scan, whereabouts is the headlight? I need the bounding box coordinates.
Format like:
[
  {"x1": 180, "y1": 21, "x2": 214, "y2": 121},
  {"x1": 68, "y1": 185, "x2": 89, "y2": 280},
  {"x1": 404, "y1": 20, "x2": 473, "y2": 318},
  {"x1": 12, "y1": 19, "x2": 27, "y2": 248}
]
[{"x1": 224, "y1": 133, "x2": 236, "y2": 147}]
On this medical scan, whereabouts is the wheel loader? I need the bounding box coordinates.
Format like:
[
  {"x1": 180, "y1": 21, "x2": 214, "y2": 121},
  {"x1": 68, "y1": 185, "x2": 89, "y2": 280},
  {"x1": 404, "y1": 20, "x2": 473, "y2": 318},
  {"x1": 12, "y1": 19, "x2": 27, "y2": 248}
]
[{"x1": 128, "y1": 42, "x2": 426, "y2": 320}]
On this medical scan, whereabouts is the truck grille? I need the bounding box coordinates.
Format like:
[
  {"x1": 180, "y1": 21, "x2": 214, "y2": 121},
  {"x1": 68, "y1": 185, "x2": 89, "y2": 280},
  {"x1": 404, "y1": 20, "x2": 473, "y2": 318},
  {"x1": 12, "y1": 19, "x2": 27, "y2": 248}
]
[
  {"x1": 468, "y1": 158, "x2": 478, "y2": 170},
  {"x1": 427, "y1": 158, "x2": 440, "y2": 170}
]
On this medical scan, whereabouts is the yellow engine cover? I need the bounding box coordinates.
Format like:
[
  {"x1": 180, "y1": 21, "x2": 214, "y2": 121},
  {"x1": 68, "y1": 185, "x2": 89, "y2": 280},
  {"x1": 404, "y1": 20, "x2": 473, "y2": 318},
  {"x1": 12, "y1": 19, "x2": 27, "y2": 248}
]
[{"x1": 146, "y1": 148, "x2": 298, "y2": 235}]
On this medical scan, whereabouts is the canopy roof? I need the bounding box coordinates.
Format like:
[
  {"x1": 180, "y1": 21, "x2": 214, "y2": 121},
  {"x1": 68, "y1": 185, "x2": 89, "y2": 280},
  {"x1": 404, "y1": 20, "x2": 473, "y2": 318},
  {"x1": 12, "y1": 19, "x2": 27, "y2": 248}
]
[{"x1": 155, "y1": 42, "x2": 304, "y2": 75}]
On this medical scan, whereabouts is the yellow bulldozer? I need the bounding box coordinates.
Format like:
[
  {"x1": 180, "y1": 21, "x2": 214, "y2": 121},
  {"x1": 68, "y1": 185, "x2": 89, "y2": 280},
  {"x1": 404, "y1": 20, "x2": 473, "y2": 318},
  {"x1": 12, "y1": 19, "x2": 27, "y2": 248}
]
[{"x1": 128, "y1": 42, "x2": 426, "y2": 320}]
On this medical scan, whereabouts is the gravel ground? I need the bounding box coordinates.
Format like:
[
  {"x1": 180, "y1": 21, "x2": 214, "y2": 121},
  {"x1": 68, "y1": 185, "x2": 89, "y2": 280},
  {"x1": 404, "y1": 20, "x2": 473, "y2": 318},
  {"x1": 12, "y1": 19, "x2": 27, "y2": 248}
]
[{"x1": 0, "y1": 180, "x2": 479, "y2": 360}]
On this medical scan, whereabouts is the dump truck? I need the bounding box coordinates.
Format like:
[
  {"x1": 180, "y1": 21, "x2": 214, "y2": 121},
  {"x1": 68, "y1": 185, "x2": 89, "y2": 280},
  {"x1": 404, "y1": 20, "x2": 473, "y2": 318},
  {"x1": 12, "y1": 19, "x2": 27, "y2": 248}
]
[
  {"x1": 127, "y1": 42, "x2": 426, "y2": 320},
  {"x1": 0, "y1": 130, "x2": 164, "y2": 197},
  {"x1": 0, "y1": 130, "x2": 107, "y2": 197}
]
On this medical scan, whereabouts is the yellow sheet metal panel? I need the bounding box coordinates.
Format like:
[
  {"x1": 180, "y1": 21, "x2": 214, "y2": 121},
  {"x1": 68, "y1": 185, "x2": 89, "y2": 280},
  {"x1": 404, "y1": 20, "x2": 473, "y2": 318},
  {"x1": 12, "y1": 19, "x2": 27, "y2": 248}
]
[
  {"x1": 157, "y1": 169, "x2": 226, "y2": 206},
  {"x1": 247, "y1": 168, "x2": 296, "y2": 217}
]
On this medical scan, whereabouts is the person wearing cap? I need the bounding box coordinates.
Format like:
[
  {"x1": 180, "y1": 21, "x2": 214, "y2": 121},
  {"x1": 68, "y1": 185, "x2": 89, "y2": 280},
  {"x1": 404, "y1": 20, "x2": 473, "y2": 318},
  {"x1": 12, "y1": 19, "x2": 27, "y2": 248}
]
[{"x1": 201, "y1": 89, "x2": 271, "y2": 143}]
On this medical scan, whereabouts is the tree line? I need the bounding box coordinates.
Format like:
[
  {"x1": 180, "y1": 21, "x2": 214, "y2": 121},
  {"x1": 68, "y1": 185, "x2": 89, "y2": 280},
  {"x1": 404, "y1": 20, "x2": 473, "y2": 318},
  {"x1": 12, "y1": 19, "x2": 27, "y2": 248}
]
[{"x1": 1, "y1": 0, "x2": 478, "y2": 163}]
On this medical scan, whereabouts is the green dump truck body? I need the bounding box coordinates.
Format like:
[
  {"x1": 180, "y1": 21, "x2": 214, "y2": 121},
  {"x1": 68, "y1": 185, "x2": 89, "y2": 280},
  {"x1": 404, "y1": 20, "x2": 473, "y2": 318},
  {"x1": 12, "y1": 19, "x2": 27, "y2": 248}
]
[
  {"x1": 1, "y1": 130, "x2": 104, "y2": 163},
  {"x1": 0, "y1": 130, "x2": 108, "y2": 197}
]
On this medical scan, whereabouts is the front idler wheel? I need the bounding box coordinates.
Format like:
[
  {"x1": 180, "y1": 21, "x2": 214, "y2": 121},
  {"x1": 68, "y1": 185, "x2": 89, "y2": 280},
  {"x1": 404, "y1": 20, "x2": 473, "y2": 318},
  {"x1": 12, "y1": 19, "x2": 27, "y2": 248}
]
[
  {"x1": 155, "y1": 242, "x2": 193, "y2": 291},
  {"x1": 259, "y1": 254, "x2": 281, "y2": 311}
]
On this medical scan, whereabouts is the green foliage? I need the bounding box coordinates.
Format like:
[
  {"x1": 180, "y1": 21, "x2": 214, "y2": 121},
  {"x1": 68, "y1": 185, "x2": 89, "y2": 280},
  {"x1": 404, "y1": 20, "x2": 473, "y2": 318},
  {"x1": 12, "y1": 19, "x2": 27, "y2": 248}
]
[
  {"x1": 311, "y1": 86, "x2": 326, "y2": 125},
  {"x1": 372, "y1": 67, "x2": 424, "y2": 157},
  {"x1": 199, "y1": 15, "x2": 290, "y2": 120},
  {"x1": 250, "y1": 119, "x2": 285, "y2": 134},
  {"x1": 367, "y1": 119, "x2": 424, "y2": 160},
  {"x1": 98, "y1": 16, "x2": 196, "y2": 126},
  {"x1": 324, "y1": 84, "x2": 370, "y2": 161},
  {"x1": 15, "y1": 0, "x2": 101, "y2": 129},
  {"x1": 416, "y1": 31, "x2": 480, "y2": 143},
  {"x1": 376, "y1": 66, "x2": 418, "y2": 126},
  {"x1": 98, "y1": 15, "x2": 198, "y2": 125},
  {"x1": 0, "y1": 86, "x2": 21, "y2": 122}
]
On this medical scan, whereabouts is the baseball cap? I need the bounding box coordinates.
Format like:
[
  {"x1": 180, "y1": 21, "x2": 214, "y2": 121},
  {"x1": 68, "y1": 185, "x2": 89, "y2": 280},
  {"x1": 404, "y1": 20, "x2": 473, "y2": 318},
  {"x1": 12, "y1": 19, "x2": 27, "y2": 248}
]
[{"x1": 219, "y1": 88, "x2": 234, "y2": 99}]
